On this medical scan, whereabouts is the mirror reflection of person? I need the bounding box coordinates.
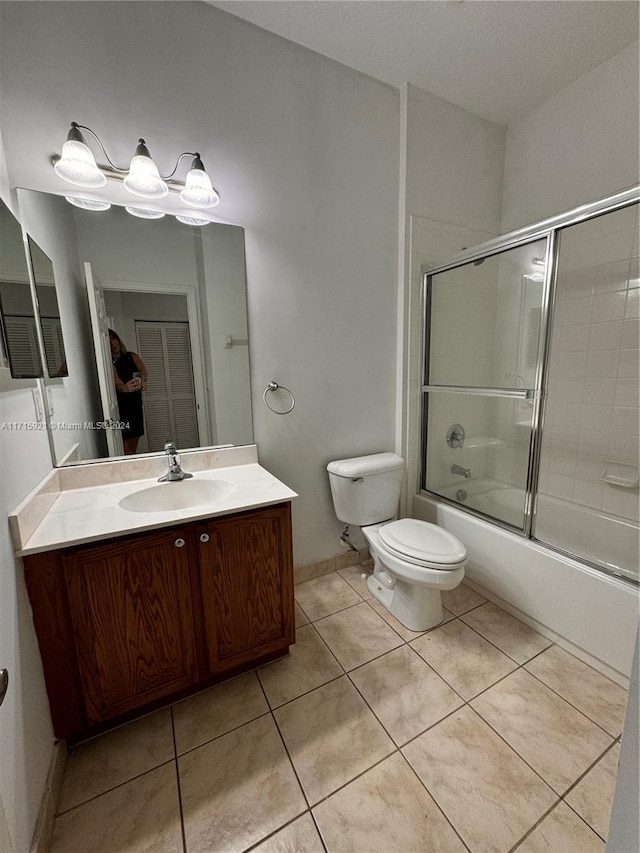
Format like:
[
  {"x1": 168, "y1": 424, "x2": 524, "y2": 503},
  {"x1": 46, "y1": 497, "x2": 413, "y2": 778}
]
[{"x1": 109, "y1": 328, "x2": 148, "y2": 455}]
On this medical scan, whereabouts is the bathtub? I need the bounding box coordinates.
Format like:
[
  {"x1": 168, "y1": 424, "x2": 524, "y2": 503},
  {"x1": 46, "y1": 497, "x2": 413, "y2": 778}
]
[
  {"x1": 414, "y1": 487, "x2": 639, "y2": 682},
  {"x1": 440, "y1": 480, "x2": 639, "y2": 583}
]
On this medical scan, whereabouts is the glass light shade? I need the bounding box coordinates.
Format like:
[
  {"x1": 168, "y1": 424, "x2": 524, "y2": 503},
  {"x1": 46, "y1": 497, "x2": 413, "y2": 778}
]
[
  {"x1": 65, "y1": 196, "x2": 111, "y2": 211},
  {"x1": 54, "y1": 140, "x2": 107, "y2": 188},
  {"x1": 179, "y1": 169, "x2": 220, "y2": 209},
  {"x1": 125, "y1": 206, "x2": 165, "y2": 220},
  {"x1": 175, "y1": 213, "x2": 209, "y2": 227},
  {"x1": 123, "y1": 155, "x2": 168, "y2": 199}
]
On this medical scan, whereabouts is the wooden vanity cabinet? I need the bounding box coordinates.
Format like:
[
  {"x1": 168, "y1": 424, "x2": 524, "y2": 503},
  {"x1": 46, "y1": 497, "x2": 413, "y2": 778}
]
[
  {"x1": 23, "y1": 502, "x2": 294, "y2": 740},
  {"x1": 197, "y1": 505, "x2": 295, "y2": 675}
]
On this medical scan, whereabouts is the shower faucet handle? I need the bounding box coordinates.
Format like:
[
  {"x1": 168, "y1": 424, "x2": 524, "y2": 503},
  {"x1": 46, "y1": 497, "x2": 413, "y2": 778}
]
[{"x1": 447, "y1": 423, "x2": 465, "y2": 449}]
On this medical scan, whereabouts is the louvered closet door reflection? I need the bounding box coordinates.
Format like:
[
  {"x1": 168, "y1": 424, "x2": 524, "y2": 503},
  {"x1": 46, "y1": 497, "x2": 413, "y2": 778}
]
[
  {"x1": 136, "y1": 321, "x2": 199, "y2": 451},
  {"x1": 40, "y1": 317, "x2": 66, "y2": 377},
  {"x1": 3, "y1": 315, "x2": 42, "y2": 377}
]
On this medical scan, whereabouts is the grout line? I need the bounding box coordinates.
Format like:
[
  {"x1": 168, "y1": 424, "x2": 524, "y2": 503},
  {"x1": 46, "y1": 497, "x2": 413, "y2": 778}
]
[
  {"x1": 256, "y1": 669, "x2": 313, "y2": 815},
  {"x1": 54, "y1": 757, "x2": 177, "y2": 817},
  {"x1": 561, "y1": 796, "x2": 611, "y2": 844},
  {"x1": 508, "y1": 797, "x2": 562, "y2": 852},
  {"x1": 401, "y1": 749, "x2": 474, "y2": 853},
  {"x1": 521, "y1": 665, "x2": 624, "y2": 739},
  {"x1": 170, "y1": 707, "x2": 188, "y2": 853}
]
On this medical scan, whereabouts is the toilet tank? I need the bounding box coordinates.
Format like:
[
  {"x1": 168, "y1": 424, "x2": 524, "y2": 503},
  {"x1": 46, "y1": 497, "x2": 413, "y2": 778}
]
[{"x1": 327, "y1": 452, "x2": 405, "y2": 526}]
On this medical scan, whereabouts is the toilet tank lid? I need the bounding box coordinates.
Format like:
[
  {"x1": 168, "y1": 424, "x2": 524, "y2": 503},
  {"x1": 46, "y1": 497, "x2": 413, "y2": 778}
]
[{"x1": 327, "y1": 452, "x2": 404, "y2": 478}]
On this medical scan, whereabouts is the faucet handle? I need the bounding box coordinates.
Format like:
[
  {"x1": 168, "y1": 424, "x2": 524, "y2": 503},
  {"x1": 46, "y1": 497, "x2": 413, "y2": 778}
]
[{"x1": 164, "y1": 441, "x2": 177, "y2": 454}]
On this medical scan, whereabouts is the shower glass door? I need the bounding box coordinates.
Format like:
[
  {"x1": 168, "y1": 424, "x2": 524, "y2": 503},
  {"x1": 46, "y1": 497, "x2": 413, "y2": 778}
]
[
  {"x1": 422, "y1": 238, "x2": 548, "y2": 530},
  {"x1": 533, "y1": 202, "x2": 639, "y2": 580}
]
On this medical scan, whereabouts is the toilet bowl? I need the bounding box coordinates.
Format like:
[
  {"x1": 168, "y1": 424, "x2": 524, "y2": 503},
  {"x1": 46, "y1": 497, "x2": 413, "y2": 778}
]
[
  {"x1": 363, "y1": 518, "x2": 466, "y2": 631},
  {"x1": 327, "y1": 452, "x2": 467, "y2": 632}
]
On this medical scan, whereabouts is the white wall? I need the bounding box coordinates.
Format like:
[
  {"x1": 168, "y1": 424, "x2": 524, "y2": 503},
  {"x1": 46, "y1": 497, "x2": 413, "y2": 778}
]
[
  {"x1": 401, "y1": 84, "x2": 505, "y2": 503},
  {"x1": 0, "y1": 1, "x2": 400, "y2": 568},
  {"x1": 0, "y1": 6, "x2": 398, "y2": 849},
  {"x1": 0, "y1": 194, "x2": 55, "y2": 853},
  {"x1": 502, "y1": 42, "x2": 640, "y2": 232}
]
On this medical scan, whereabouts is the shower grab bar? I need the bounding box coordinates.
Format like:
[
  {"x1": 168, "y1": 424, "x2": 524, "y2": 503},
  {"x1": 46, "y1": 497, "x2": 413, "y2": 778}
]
[{"x1": 421, "y1": 385, "x2": 535, "y2": 399}]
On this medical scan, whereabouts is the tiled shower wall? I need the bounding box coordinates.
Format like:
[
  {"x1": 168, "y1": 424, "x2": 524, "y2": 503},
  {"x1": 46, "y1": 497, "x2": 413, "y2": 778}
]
[{"x1": 538, "y1": 204, "x2": 639, "y2": 522}]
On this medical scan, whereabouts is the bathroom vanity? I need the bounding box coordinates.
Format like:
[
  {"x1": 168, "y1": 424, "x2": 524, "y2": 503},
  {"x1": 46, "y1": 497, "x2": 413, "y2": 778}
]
[{"x1": 11, "y1": 446, "x2": 297, "y2": 740}]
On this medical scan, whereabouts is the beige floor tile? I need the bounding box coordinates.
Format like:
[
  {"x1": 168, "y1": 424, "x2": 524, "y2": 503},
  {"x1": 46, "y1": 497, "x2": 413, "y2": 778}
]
[
  {"x1": 274, "y1": 675, "x2": 395, "y2": 805},
  {"x1": 516, "y1": 802, "x2": 605, "y2": 853},
  {"x1": 403, "y1": 706, "x2": 557, "y2": 853},
  {"x1": 179, "y1": 714, "x2": 306, "y2": 853},
  {"x1": 460, "y1": 602, "x2": 552, "y2": 664},
  {"x1": 471, "y1": 669, "x2": 613, "y2": 794},
  {"x1": 314, "y1": 602, "x2": 403, "y2": 671},
  {"x1": 366, "y1": 597, "x2": 454, "y2": 641},
  {"x1": 411, "y1": 619, "x2": 517, "y2": 700},
  {"x1": 58, "y1": 709, "x2": 174, "y2": 813},
  {"x1": 441, "y1": 582, "x2": 486, "y2": 615},
  {"x1": 350, "y1": 645, "x2": 463, "y2": 745},
  {"x1": 313, "y1": 752, "x2": 466, "y2": 853},
  {"x1": 258, "y1": 623, "x2": 342, "y2": 707},
  {"x1": 295, "y1": 602, "x2": 309, "y2": 627},
  {"x1": 525, "y1": 645, "x2": 629, "y2": 736},
  {"x1": 565, "y1": 743, "x2": 620, "y2": 839},
  {"x1": 294, "y1": 572, "x2": 362, "y2": 621},
  {"x1": 251, "y1": 813, "x2": 325, "y2": 853},
  {"x1": 51, "y1": 764, "x2": 182, "y2": 853},
  {"x1": 337, "y1": 564, "x2": 373, "y2": 599},
  {"x1": 172, "y1": 671, "x2": 268, "y2": 755}
]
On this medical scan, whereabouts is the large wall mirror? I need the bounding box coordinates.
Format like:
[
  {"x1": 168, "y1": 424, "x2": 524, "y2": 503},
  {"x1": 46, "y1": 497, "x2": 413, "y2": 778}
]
[{"x1": 16, "y1": 189, "x2": 253, "y2": 466}]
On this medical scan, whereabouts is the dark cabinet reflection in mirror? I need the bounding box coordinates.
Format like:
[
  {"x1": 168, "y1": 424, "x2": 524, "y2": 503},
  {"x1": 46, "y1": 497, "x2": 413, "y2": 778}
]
[{"x1": 16, "y1": 189, "x2": 253, "y2": 466}]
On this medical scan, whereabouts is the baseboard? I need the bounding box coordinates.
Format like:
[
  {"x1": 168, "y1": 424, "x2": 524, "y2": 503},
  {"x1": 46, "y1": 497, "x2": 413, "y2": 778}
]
[
  {"x1": 463, "y1": 577, "x2": 631, "y2": 689},
  {"x1": 295, "y1": 547, "x2": 370, "y2": 584},
  {"x1": 30, "y1": 740, "x2": 67, "y2": 853}
]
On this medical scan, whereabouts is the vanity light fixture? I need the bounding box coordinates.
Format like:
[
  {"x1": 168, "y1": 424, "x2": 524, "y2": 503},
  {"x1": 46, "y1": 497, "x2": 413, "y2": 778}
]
[
  {"x1": 64, "y1": 196, "x2": 111, "y2": 212},
  {"x1": 175, "y1": 212, "x2": 210, "y2": 227},
  {"x1": 125, "y1": 206, "x2": 166, "y2": 220},
  {"x1": 53, "y1": 122, "x2": 221, "y2": 223}
]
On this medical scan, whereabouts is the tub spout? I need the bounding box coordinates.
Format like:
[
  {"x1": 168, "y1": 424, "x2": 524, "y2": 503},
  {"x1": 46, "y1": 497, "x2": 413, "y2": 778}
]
[{"x1": 451, "y1": 464, "x2": 471, "y2": 479}]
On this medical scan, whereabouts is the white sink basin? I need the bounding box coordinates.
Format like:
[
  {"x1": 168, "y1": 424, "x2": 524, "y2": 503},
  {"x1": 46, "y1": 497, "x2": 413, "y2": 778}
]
[{"x1": 119, "y1": 478, "x2": 236, "y2": 513}]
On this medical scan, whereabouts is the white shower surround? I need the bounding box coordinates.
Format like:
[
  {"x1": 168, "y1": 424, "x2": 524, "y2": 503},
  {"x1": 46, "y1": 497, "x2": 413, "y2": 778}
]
[{"x1": 413, "y1": 492, "x2": 638, "y2": 684}]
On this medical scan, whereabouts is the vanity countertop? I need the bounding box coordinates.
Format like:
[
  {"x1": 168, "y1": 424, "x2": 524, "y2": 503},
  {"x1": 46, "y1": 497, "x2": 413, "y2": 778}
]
[{"x1": 10, "y1": 446, "x2": 297, "y2": 556}]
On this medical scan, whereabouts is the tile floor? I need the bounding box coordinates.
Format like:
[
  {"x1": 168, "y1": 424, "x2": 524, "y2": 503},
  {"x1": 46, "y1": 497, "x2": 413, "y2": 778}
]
[{"x1": 50, "y1": 564, "x2": 629, "y2": 853}]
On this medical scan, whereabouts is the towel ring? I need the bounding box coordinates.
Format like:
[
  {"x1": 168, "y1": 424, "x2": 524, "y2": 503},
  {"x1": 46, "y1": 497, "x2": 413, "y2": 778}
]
[{"x1": 263, "y1": 381, "x2": 295, "y2": 415}]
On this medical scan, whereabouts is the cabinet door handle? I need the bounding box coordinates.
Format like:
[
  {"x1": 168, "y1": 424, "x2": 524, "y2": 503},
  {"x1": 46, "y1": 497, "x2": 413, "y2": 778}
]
[
  {"x1": 199, "y1": 533, "x2": 210, "y2": 543},
  {"x1": 174, "y1": 538, "x2": 186, "y2": 548}
]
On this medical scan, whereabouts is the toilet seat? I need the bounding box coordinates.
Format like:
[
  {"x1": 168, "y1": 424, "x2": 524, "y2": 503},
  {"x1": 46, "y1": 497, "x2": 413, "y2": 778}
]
[{"x1": 377, "y1": 518, "x2": 467, "y2": 571}]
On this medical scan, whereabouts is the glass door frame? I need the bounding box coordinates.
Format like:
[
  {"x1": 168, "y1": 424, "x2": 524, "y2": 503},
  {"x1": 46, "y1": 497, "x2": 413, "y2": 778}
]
[{"x1": 419, "y1": 184, "x2": 640, "y2": 542}]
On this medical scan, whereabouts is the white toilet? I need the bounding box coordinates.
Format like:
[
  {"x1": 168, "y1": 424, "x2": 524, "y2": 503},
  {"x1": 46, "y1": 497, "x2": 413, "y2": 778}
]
[{"x1": 327, "y1": 452, "x2": 467, "y2": 631}]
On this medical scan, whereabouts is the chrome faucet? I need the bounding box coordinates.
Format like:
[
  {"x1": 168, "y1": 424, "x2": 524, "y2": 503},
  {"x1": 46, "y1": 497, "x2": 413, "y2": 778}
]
[
  {"x1": 158, "y1": 442, "x2": 193, "y2": 482},
  {"x1": 451, "y1": 464, "x2": 471, "y2": 479}
]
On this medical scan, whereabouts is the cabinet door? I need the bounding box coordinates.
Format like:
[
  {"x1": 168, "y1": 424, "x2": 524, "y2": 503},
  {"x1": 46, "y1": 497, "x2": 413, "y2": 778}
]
[
  {"x1": 63, "y1": 527, "x2": 198, "y2": 724},
  {"x1": 198, "y1": 504, "x2": 294, "y2": 674}
]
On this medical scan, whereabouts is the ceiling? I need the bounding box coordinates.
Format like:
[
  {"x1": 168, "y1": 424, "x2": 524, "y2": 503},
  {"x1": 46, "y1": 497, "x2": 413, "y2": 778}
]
[{"x1": 206, "y1": 1, "x2": 639, "y2": 125}]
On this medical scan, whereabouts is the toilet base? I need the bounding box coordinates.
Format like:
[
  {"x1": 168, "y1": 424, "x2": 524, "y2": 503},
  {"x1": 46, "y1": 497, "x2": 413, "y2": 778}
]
[{"x1": 367, "y1": 574, "x2": 444, "y2": 632}]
